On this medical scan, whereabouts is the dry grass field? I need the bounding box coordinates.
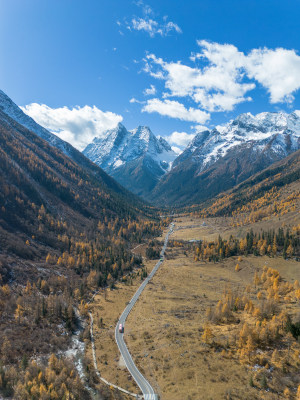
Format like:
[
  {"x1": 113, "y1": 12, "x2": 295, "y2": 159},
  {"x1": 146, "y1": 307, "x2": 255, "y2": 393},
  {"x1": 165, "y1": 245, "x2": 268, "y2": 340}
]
[
  {"x1": 87, "y1": 216, "x2": 300, "y2": 399},
  {"x1": 171, "y1": 210, "x2": 300, "y2": 242},
  {"x1": 125, "y1": 248, "x2": 300, "y2": 400}
]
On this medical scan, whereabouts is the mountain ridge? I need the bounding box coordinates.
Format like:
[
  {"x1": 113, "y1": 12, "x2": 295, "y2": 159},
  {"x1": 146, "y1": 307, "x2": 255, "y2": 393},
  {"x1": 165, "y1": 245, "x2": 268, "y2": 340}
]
[{"x1": 0, "y1": 89, "x2": 104, "y2": 172}]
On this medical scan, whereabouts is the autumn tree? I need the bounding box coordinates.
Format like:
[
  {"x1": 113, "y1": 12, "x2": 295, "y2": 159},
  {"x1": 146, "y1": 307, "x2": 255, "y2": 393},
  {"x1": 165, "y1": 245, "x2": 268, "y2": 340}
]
[{"x1": 202, "y1": 325, "x2": 214, "y2": 344}]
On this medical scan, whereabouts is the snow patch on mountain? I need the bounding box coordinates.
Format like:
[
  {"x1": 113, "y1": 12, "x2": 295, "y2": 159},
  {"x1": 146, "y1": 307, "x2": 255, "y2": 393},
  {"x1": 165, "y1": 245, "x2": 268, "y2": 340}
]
[
  {"x1": 83, "y1": 123, "x2": 177, "y2": 174},
  {"x1": 183, "y1": 111, "x2": 300, "y2": 171}
]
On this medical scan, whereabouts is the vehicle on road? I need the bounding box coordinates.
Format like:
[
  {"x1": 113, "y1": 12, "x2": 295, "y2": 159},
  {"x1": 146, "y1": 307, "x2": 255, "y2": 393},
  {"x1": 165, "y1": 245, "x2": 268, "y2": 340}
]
[{"x1": 115, "y1": 224, "x2": 173, "y2": 400}]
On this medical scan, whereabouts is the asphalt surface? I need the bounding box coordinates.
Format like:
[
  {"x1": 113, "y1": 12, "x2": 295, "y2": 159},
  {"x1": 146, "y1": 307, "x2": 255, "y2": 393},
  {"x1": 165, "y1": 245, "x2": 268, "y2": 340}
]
[{"x1": 115, "y1": 223, "x2": 174, "y2": 400}]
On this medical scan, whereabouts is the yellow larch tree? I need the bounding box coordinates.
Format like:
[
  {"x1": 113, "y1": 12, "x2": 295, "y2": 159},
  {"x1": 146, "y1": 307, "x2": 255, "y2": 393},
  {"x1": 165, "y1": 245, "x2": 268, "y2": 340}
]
[
  {"x1": 14, "y1": 304, "x2": 24, "y2": 324},
  {"x1": 202, "y1": 325, "x2": 214, "y2": 344}
]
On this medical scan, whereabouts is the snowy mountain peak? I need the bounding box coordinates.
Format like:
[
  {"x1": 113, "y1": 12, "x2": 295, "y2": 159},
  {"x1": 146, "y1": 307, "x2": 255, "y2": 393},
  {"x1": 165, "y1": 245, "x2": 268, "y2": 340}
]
[
  {"x1": 83, "y1": 123, "x2": 177, "y2": 197},
  {"x1": 84, "y1": 123, "x2": 176, "y2": 170},
  {"x1": 100, "y1": 122, "x2": 127, "y2": 139},
  {"x1": 158, "y1": 136, "x2": 173, "y2": 152},
  {"x1": 231, "y1": 111, "x2": 300, "y2": 136},
  {"x1": 130, "y1": 125, "x2": 153, "y2": 139},
  {"x1": 175, "y1": 110, "x2": 300, "y2": 171}
]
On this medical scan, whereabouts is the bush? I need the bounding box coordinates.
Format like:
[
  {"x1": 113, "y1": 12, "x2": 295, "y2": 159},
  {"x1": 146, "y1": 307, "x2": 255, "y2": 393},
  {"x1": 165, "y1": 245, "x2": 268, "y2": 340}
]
[{"x1": 285, "y1": 315, "x2": 300, "y2": 339}]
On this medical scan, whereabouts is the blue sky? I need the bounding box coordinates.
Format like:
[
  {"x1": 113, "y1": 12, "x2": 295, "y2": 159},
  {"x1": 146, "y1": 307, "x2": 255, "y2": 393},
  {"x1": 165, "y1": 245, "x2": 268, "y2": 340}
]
[{"x1": 1, "y1": 0, "x2": 300, "y2": 151}]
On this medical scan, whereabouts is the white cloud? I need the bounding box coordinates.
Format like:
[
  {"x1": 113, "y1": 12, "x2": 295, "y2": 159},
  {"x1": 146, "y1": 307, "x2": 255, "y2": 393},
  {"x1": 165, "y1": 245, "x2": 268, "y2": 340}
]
[
  {"x1": 130, "y1": 17, "x2": 182, "y2": 37},
  {"x1": 142, "y1": 98, "x2": 210, "y2": 123},
  {"x1": 143, "y1": 4, "x2": 153, "y2": 15},
  {"x1": 118, "y1": 2, "x2": 178, "y2": 37},
  {"x1": 21, "y1": 103, "x2": 122, "y2": 151},
  {"x1": 245, "y1": 47, "x2": 300, "y2": 103},
  {"x1": 165, "y1": 21, "x2": 182, "y2": 34},
  {"x1": 144, "y1": 43, "x2": 255, "y2": 112},
  {"x1": 192, "y1": 124, "x2": 209, "y2": 133},
  {"x1": 134, "y1": 0, "x2": 153, "y2": 15},
  {"x1": 143, "y1": 59, "x2": 165, "y2": 79},
  {"x1": 143, "y1": 41, "x2": 300, "y2": 113},
  {"x1": 128, "y1": 2, "x2": 182, "y2": 38},
  {"x1": 129, "y1": 97, "x2": 145, "y2": 104},
  {"x1": 143, "y1": 84, "x2": 156, "y2": 95},
  {"x1": 132, "y1": 18, "x2": 158, "y2": 37},
  {"x1": 165, "y1": 131, "x2": 196, "y2": 148}
]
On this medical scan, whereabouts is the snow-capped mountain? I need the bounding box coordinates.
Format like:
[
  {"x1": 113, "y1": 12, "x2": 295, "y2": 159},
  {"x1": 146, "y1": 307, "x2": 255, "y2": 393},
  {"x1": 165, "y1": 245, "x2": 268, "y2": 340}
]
[
  {"x1": 83, "y1": 123, "x2": 177, "y2": 197},
  {"x1": 2, "y1": 87, "x2": 298, "y2": 206},
  {"x1": 150, "y1": 111, "x2": 300, "y2": 206},
  {"x1": 173, "y1": 111, "x2": 300, "y2": 170}
]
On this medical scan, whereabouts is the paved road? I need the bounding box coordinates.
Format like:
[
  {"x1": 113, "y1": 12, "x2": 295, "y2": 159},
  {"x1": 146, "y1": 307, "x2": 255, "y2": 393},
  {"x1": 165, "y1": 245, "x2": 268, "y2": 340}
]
[
  {"x1": 115, "y1": 223, "x2": 174, "y2": 400},
  {"x1": 89, "y1": 312, "x2": 139, "y2": 398}
]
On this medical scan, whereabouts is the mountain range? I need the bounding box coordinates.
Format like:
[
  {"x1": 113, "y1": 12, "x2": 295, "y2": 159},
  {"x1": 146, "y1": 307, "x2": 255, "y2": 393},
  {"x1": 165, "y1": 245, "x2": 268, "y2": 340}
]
[
  {"x1": 150, "y1": 111, "x2": 300, "y2": 205},
  {"x1": 82, "y1": 110, "x2": 300, "y2": 206},
  {"x1": 1, "y1": 89, "x2": 299, "y2": 208}
]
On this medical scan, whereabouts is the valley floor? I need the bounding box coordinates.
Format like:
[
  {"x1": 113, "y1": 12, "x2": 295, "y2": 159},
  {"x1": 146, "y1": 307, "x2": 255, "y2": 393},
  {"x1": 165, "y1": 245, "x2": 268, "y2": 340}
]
[{"x1": 88, "y1": 215, "x2": 300, "y2": 400}]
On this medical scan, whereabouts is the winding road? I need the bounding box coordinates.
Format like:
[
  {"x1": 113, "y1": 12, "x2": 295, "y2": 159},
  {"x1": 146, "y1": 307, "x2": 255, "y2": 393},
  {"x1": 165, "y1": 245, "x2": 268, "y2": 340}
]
[{"x1": 115, "y1": 223, "x2": 174, "y2": 400}]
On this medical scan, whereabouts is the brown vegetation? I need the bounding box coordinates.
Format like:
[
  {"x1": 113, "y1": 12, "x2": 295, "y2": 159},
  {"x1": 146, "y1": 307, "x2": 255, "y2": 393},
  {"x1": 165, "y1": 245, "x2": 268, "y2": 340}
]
[
  {"x1": 123, "y1": 235, "x2": 300, "y2": 399},
  {"x1": 0, "y1": 354, "x2": 89, "y2": 399}
]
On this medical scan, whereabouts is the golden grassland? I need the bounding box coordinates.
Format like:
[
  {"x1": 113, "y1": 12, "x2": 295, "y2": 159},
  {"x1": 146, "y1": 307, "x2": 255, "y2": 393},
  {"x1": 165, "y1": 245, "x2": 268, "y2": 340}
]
[{"x1": 125, "y1": 247, "x2": 300, "y2": 400}]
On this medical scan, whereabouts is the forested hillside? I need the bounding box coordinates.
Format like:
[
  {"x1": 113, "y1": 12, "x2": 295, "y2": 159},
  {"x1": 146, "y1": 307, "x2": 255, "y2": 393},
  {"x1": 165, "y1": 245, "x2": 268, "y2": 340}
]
[
  {"x1": 188, "y1": 149, "x2": 300, "y2": 226},
  {"x1": 0, "y1": 109, "x2": 161, "y2": 399}
]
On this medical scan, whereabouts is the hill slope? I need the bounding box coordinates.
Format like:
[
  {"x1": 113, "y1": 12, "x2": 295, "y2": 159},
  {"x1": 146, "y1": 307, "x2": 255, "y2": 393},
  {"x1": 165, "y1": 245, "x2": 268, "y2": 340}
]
[
  {"x1": 0, "y1": 108, "x2": 157, "y2": 265},
  {"x1": 0, "y1": 104, "x2": 161, "y2": 399},
  {"x1": 198, "y1": 148, "x2": 300, "y2": 222}
]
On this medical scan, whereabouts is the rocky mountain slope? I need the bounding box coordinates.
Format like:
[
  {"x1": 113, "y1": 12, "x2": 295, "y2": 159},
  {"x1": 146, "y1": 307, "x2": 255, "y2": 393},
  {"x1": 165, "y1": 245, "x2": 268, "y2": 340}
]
[
  {"x1": 150, "y1": 111, "x2": 300, "y2": 206},
  {"x1": 0, "y1": 89, "x2": 99, "y2": 170},
  {"x1": 83, "y1": 123, "x2": 176, "y2": 198}
]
